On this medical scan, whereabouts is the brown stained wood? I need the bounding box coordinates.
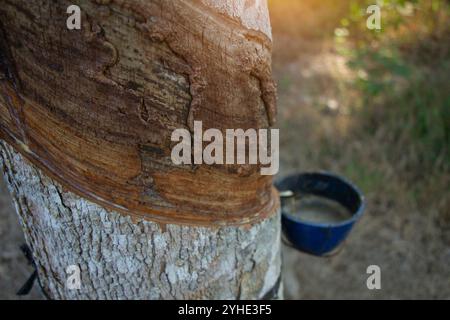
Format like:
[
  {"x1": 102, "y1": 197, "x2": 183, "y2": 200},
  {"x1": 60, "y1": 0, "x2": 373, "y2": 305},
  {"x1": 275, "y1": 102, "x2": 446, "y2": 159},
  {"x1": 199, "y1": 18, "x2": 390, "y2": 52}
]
[{"x1": 0, "y1": 0, "x2": 278, "y2": 226}]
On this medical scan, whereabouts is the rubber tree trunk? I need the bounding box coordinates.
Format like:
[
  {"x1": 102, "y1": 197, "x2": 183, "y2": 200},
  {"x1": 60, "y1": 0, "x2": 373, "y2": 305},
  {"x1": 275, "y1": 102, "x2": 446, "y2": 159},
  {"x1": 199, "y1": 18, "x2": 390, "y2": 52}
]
[{"x1": 0, "y1": 0, "x2": 281, "y2": 299}]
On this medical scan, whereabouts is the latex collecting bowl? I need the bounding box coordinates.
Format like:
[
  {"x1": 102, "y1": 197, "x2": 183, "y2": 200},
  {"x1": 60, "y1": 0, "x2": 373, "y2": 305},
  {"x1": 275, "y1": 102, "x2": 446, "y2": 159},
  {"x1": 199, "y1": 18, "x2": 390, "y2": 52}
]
[{"x1": 276, "y1": 172, "x2": 365, "y2": 256}]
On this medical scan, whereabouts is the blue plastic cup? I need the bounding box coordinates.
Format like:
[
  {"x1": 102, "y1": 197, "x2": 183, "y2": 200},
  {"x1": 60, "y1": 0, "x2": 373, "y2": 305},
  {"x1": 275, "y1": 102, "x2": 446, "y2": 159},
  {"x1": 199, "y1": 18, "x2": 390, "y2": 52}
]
[{"x1": 276, "y1": 172, "x2": 365, "y2": 256}]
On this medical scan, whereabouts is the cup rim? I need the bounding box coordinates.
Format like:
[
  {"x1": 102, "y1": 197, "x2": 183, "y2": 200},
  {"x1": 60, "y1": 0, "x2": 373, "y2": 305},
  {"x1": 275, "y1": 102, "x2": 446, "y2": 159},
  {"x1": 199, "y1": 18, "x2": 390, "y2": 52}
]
[{"x1": 278, "y1": 171, "x2": 366, "y2": 228}]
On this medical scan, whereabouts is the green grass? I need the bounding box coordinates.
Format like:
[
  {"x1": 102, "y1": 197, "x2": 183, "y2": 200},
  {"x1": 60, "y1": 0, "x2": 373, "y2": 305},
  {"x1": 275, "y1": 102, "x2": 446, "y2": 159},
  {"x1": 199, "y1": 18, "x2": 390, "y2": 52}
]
[{"x1": 339, "y1": 2, "x2": 449, "y2": 165}]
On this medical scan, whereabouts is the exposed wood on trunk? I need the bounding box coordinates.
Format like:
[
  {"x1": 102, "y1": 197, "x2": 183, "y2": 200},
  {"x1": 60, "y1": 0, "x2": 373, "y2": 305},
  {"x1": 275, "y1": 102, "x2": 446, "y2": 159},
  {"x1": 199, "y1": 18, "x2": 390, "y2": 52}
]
[{"x1": 0, "y1": 0, "x2": 278, "y2": 226}]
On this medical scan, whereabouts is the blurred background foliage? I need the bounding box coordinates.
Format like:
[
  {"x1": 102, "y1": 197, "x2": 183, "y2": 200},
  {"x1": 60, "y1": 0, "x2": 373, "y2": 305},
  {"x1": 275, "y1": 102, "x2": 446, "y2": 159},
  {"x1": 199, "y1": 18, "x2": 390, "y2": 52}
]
[
  {"x1": 339, "y1": 0, "x2": 449, "y2": 170},
  {"x1": 269, "y1": 0, "x2": 449, "y2": 226},
  {"x1": 268, "y1": 0, "x2": 449, "y2": 298}
]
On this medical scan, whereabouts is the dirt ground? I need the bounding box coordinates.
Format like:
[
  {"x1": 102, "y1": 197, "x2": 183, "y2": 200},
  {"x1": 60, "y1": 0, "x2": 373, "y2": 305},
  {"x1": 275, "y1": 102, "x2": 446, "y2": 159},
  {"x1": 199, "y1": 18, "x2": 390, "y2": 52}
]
[
  {"x1": 0, "y1": 180, "x2": 43, "y2": 299},
  {"x1": 273, "y1": 36, "x2": 450, "y2": 299},
  {"x1": 1, "y1": 8, "x2": 449, "y2": 301}
]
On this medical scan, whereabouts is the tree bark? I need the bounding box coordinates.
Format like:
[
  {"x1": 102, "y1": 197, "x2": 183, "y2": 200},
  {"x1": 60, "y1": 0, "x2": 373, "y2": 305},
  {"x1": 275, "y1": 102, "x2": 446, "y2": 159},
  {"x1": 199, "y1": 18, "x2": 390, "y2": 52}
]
[
  {"x1": 0, "y1": 141, "x2": 281, "y2": 299},
  {"x1": 0, "y1": 0, "x2": 281, "y2": 299}
]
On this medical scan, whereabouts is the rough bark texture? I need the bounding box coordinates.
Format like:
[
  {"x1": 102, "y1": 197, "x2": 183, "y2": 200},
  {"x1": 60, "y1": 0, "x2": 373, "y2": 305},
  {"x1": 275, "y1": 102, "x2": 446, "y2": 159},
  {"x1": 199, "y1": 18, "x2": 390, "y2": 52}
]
[
  {"x1": 0, "y1": 0, "x2": 278, "y2": 226},
  {"x1": 0, "y1": 0, "x2": 282, "y2": 300},
  {"x1": 1, "y1": 141, "x2": 281, "y2": 299}
]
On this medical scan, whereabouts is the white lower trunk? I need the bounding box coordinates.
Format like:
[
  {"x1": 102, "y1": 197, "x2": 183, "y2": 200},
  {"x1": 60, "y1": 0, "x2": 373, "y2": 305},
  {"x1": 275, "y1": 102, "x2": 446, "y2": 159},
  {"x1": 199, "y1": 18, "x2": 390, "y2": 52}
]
[{"x1": 0, "y1": 141, "x2": 282, "y2": 300}]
